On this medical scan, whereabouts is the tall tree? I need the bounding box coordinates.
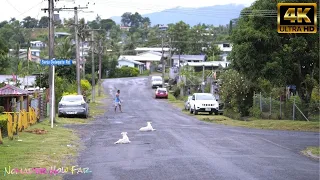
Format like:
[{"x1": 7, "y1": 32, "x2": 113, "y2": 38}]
[
  {"x1": 22, "y1": 16, "x2": 38, "y2": 28},
  {"x1": 38, "y1": 16, "x2": 49, "y2": 28},
  {"x1": 168, "y1": 21, "x2": 190, "y2": 54},
  {"x1": 0, "y1": 37, "x2": 9, "y2": 74},
  {"x1": 230, "y1": 0, "x2": 319, "y2": 116}
]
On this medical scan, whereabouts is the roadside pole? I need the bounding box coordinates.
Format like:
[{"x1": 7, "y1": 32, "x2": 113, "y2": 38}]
[
  {"x1": 98, "y1": 40, "x2": 103, "y2": 97},
  {"x1": 91, "y1": 31, "x2": 95, "y2": 103},
  {"x1": 40, "y1": 59, "x2": 73, "y2": 128},
  {"x1": 161, "y1": 35, "x2": 165, "y2": 87},
  {"x1": 74, "y1": 7, "x2": 81, "y2": 95},
  {"x1": 51, "y1": 65, "x2": 55, "y2": 128}
]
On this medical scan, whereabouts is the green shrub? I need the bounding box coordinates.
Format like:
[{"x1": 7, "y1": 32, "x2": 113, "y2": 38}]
[
  {"x1": 249, "y1": 106, "x2": 262, "y2": 119},
  {"x1": 0, "y1": 114, "x2": 8, "y2": 137},
  {"x1": 0, "y1": 106, "x2": 4, "y2": 114},
  {"x1": 81, "y1": 79, "x2": 92, "y2": 98},
  {"x1": 85, "y1": 73, "x2": 98, "y2": 85},
  {"x1": 115, "y1": 67, "x2": 139, "y2": 77}
]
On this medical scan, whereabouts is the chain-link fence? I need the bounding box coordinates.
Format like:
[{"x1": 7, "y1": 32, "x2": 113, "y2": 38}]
[{"x1": 253, "y1": 92, "x2": 319, "y2": 121}]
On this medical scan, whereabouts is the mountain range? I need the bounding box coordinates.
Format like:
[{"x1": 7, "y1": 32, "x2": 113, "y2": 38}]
[{"x1": 110, "y1": 4, "x2": 246, "y2": 26}]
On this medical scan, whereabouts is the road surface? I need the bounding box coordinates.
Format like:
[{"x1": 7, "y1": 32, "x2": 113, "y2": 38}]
[{"x1": 64, "y1": 77, "x2": 319, "y2": 180}]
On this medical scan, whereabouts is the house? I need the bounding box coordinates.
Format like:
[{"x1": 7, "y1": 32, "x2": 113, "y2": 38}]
[
  {"x1": 30, "y1": 41, "x2": 46, "y2": 48},
  {"x1": 8, "y1": 49, "x2": 41, "y2": 63},
  {"x1": 135, "y1": 47, "x2": 171, "y2": 53},
  {"x1": 117, "y1": 58, "x2": 144, "y2": 74},
  {"x1": 185, "y1": 61, "x2": 231, "y2": 71},
  {"x1": 171, "y1": 55, "x2": 207, "y2": 67},
  {"x1": 217, "y1": 43, "x2": 232, "y2": 62},
  {"x1": 118, "y1": 55, "x2": 161, "y2": 70},
  {"x1": 0, "y1": 75, "x2": 37, "y2": 89},
  {"x1": 55, "y1": 32, "x2": 71, "y2": 38}
]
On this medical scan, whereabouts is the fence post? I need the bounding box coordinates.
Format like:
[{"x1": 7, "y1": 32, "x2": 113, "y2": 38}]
[
  {"x1": 279, "y1": 96, "x2": 282, "y2": 119},
  {"x1": 260, "y1": 92, "x2": 262, "y2": 112},
  {"x1": 293, "y1": 96, "x2": 295, "y2": 120}
]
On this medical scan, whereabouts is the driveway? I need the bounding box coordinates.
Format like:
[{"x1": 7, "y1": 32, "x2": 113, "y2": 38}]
[{"x1": 64, "y1": 77, "x2": 319, "y2": 180}]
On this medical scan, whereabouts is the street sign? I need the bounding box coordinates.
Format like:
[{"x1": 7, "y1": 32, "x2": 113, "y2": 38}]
[{"x1": 40, "y1": 59, "x2": 73, "y2": 66}]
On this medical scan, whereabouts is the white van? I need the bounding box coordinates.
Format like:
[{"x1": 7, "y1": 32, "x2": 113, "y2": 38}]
[{"x1": 151, "y1": 76, "x2": 163, "y2": 88}]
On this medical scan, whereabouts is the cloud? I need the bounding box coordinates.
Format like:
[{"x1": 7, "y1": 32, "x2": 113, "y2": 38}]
[{"x1": 0, "y1": 0, "x2": 255, "y2": 22}]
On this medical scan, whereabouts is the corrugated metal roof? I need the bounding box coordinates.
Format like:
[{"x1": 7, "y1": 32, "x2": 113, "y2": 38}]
[
  {"x1": 118, "y1": 55, "x2": 161, "y2": 62},
  {"x1": 0, "y1": 84, "x2": 30, "y2": 96},
  {"x1": 171, "y1": 55, "x2": 206, "y2": 61}
]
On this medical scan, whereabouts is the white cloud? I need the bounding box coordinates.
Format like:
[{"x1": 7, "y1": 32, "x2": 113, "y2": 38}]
[{"x1": 0, "y1": 0, "x2": 255, "y2": 22}]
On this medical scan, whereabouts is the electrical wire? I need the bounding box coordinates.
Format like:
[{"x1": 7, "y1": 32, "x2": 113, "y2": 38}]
[
  {"x1": 15, "y1": 0, "x2": 45, "y2": 19},
  {"x1": 5, "y1": 0, "x2": 22, "y2": 14}
]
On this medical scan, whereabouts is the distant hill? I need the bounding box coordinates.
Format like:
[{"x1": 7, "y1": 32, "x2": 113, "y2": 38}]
[{"x1": 111, "y1": 4, "x2": 246, "y2": 26}]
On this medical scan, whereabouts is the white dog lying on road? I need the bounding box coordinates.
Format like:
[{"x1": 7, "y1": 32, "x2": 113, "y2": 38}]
[
  {"x1": 114, "y1": 132, "x2": 131, "y2": 144},
  {"x1": 139, "y1": 122, "x2": 156, "y2": 132}
]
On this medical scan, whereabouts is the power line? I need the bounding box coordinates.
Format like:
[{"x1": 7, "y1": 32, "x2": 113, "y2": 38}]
[{"x1": 5, "y1": 0, "x2": 22, "y2": 14}]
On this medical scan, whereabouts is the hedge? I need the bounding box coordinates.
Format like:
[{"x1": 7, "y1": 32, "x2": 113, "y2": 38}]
[{"x1": 0, "y1": 114, "x2": 8, "y2": 138}]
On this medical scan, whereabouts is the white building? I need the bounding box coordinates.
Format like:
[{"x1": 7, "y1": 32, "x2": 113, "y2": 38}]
[
  {"x1": 118, "y1": 54, "x2": 161, "y2": 70},
  {"x1": 30, "y1": 41, "x2": 46, "y2": 48},
  {"x1": 117, "y1": 57, "x2": 145, "y2": 74},
  {"x1": 217, "y1": 43, "x2": 232, "y2": 62}
]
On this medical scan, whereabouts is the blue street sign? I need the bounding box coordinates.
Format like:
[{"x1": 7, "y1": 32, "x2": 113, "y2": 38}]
[{"x1": 40, "y1": 59, "x2": 73, "y2": 66}]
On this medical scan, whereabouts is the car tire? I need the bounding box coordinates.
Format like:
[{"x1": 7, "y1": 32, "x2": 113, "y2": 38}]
[
  {"x1": 193, "y1": 106, "x2": 198, "y2": 115},
  {"x1": 209, "y1": 111, "x2": 213, "y2": 115},
  {"x1": 190, "y1": 107, "x2": 193, "y2": 114},
  {"x1": 214, "y1": 110, "x2": 219, "y2": 115}
]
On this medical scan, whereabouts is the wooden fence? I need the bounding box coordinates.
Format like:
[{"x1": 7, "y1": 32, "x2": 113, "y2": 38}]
[{"x1": 3, "y1": 107, "x2": 40, "y2": 140}]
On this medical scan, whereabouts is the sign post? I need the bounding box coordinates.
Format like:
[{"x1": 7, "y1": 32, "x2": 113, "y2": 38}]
[{"x1": 40, "y1": 59, "x2": 73, "y2": 128}]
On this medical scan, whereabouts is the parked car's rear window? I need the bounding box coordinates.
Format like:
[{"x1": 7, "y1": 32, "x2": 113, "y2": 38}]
[{"x1": 62, "y1": 96, "x2": 83, "y2": 102}]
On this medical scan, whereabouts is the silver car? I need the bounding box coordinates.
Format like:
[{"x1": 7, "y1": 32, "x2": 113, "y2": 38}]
[
  {"x1": 58, "y1": 95, "x2": 89, "y2": 118},
  {"x1": 184, "y1": 96, "x2": 192, "y2": 110}
]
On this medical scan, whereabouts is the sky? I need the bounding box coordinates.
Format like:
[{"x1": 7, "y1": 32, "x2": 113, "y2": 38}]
[{"x1": 1, "y1": 0, "x2": 255, "y2": 22}]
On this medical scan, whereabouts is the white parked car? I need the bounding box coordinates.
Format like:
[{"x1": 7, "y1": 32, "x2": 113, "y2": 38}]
[
  {"x1": 151, "y1": 76, "x2": 163, "y2": 89},
  {"x1": 189, "y1": 93, "x2": 219, "y2": 115}
]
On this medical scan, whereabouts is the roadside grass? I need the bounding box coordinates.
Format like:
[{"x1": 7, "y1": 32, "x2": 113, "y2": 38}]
[
  {"x1": 0, "y1": 85, "x2": 108, "y2": 179},
  {"x1": 168, "y1": 97, "x2": 320, "y2": 132},
  {"x1": 0, "y1": 120, "x2": 78, "y2": 180},
  {"x1": 302, "y1": 147, "x2": 320, "y2": 159}
]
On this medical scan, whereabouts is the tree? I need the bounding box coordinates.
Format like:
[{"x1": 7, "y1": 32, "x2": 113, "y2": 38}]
[
  {"x1": 121, "y1": 12, "x2": 132, "y2": 26},
  {"x1": 100, "y1": 19, "x2": 116, "y2": 31},
  {"x1": 38, "y1": 16, "x2": 49, "y2": 28},
  {"x1": 0, "y1": 37, "x2": 9, "y2": 74},
  {"x1": 22, "y1": 16, "x2": 38, "y2": 28},
  {"x1": 204, "y1": 42, "x2": 222, "y2": 61},
  {"x1": 168, "y1": 21, "x2": 190, "y2": 54},
  {"x1": 229, "y1": 0, "x2": 319, "y2": 116}
]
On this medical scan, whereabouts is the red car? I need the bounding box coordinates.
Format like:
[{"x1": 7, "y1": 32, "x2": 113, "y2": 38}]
[{"x1": 155, "y1": 88, "x2": 168, "y2": 99}]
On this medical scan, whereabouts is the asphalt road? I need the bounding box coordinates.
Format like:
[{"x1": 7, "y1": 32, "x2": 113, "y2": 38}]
[{"x1": 64, "y1": 77, "x2": 319, "y2": 180}]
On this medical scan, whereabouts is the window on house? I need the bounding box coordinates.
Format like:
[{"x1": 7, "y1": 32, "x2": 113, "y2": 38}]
[{"x1": 223, "y1": 44, "x2": 230, "y2": 48}]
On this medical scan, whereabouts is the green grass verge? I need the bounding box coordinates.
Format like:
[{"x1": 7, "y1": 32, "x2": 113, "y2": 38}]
[
  {"x1": 302, "y1": 147, "x2": 320, "y2": 159},
  {"x1": 168, "y1": 97, "x2": 320, "y2": 132},
  {"x1": 0, "y1": 120, "x2": 78, "y2": 180},
  {"x1": 0, "y1": 86, "x2": 108, "y2": 179}
]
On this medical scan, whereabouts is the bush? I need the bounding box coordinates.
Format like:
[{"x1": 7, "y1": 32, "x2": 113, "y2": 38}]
[
  {"x1": 220, "y1": 69, "x2": 254, "y2": 117},
  {"x1": 0, "y1": 115, "x2": 8, "y2": 137},
  {"x1": 114, "y1": 67, "x2": 139, "y2": 78},
  {"x1": 62, "y1": 92, "x2": 77, "y2": 96},
  {"x1": 81, "y1": 79, "x2": 92, "y2": 98},
  {"x1": 249, "y1": 106, "x2": 262, "y2": 119},
  {"x1": 0, "y1": 106, "x2": 4, "y2": 114},
  {"x1": 85, "y1": 73, "x2": 98, "y2": 85}
]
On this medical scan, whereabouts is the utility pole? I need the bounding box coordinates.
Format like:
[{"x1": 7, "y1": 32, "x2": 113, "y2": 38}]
[
  {"x1": 41, "y1": 0, "x2": 56, "y2": 125},
  {"x1": 161, "y1": 35, "x2": 165, "y2": 87},
  {"x1": 98, "y1": 39, "x2": 103, "y2": 97},
  {"x1": 74, "y1": 7, "x2": 81, "y2": 95},
  {"x1": 91, "y1": 31, "x2": 95, "y2": 102}
]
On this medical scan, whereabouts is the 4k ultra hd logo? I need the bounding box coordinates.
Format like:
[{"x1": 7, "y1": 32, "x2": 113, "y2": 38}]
[{"x1": 277, "y1": 3, "x2": 317, "y2": 33}]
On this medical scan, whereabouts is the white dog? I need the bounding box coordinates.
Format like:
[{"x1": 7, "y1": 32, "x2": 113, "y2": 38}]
[
  {"x1": 139, "y1": 122, "x2": 156, "y2": 132},
  {"x1": 114, "y1": 132, "x2": 131, "y2": 144}
]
